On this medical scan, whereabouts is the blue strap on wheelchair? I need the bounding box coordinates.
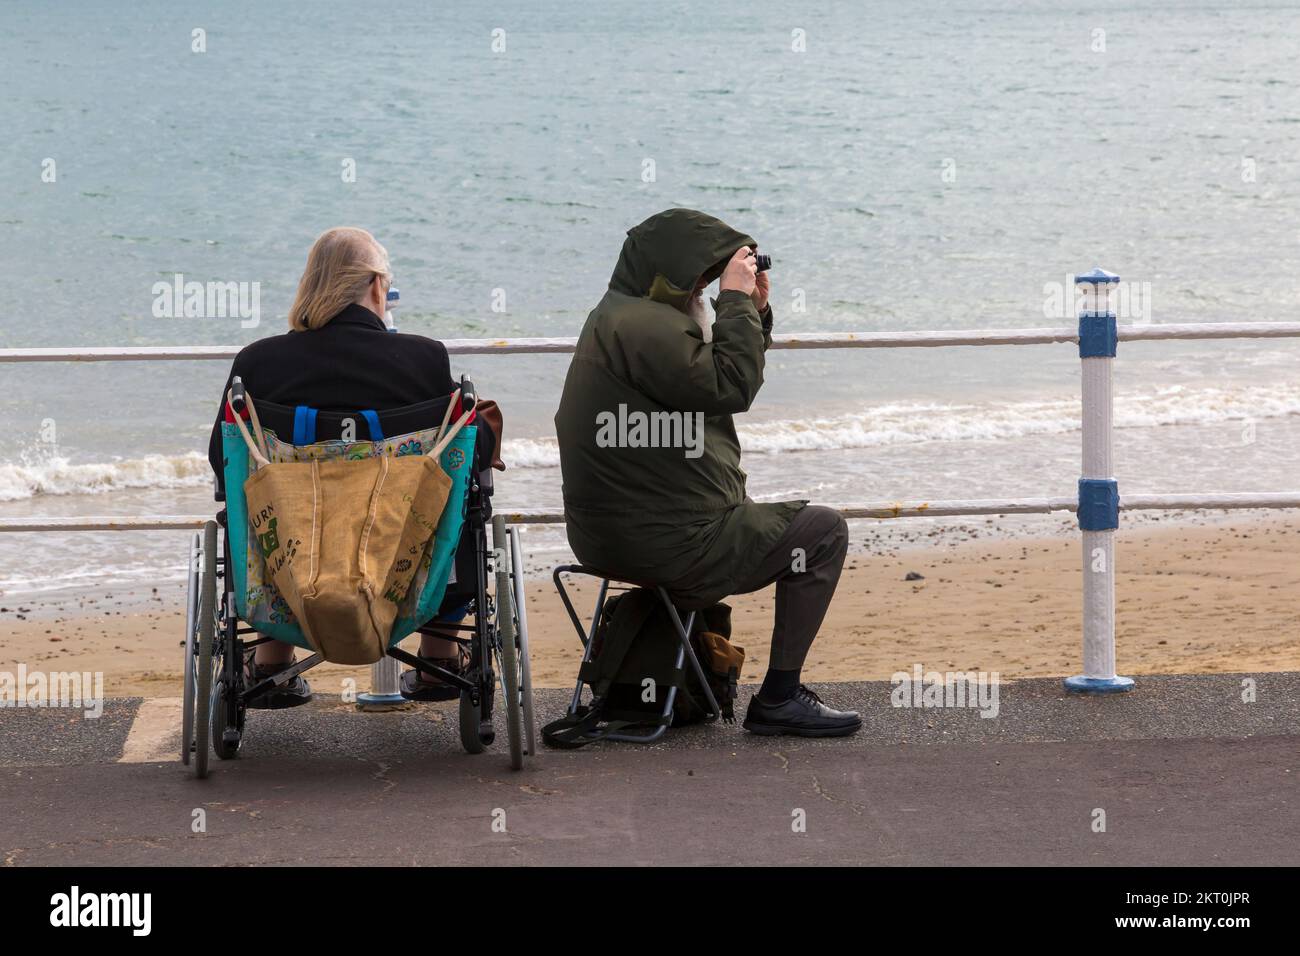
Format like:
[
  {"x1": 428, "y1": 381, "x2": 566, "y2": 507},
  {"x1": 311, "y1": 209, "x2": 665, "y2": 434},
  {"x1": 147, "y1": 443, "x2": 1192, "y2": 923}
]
[
  {"x1": 292, "y1": 405, "x2": 318, "y2": 445},
  {"x1": 360, "y1": 409, "x2": 384, "y2": 440},
  {"x1": 293, "y1": 405, "x2": 381, "y2": 444}
]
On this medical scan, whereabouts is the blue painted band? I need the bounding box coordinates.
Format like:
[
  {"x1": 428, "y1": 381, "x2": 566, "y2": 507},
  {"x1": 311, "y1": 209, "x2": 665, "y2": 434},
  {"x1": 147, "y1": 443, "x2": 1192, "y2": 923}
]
[
  {"x1": 1078, "y1": 312, "x2": 1117, "y2": 357},
  {"x1": 1074, "y1": 268, "x2": 1120, "y2": 285},
  {"x1": 1078, "y1": 478, "x2": 1119, "y2": 531},
  {"x1": 292, "y1": 405, "x2": 318, "y2": 445},
  {"x1": 1064, "y1": 675, "x2": 1135, "y2": 694},
  {"x1": 360, "y1": 409, "x2": 384, "y2": 440},
  {"x1": 356, "y1": 692, "x2": 407, "y2": 705}
]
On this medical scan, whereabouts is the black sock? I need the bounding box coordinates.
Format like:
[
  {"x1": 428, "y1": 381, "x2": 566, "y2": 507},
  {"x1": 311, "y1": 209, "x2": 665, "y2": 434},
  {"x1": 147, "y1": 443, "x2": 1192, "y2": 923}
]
[{"x1": 758, "y1": 667, "x2": 801, "y2": 704}]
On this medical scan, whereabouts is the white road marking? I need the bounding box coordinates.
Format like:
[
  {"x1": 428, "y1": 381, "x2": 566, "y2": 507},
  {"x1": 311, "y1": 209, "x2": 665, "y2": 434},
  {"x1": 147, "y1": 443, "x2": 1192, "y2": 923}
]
[{"x1": 118, "y1": 697, "x2": 183, "y2": 763}]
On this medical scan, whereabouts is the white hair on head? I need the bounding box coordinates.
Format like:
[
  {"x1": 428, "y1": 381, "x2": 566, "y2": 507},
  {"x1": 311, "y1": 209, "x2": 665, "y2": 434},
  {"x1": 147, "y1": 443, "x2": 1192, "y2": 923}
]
[
  {"x1": 288, "y1": 226, "x2": 390, "y2": 331},
  {"x1": 686, "y1": 288, "x2": 713, "y2": 343}
]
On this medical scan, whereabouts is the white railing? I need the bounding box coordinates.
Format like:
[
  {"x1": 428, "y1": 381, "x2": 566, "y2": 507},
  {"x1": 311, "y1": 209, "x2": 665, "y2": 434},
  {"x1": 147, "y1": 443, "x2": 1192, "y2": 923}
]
[
  {"x1": 4, "y1": 270, "x2": 1300, "y2": 693},
  {"x1": 5, "y1": 492, "x2": 1300, "y2": 534},
  {"x1": 6, "y1": 321, "x2": 1300, "y2": 363}
]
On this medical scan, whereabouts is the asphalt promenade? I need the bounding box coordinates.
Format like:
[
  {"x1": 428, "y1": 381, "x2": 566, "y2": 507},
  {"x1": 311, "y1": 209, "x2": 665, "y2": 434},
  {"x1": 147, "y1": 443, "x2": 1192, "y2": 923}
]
[{"x1": 2, "y1": 674, "x2": 1296, "y2": 866}]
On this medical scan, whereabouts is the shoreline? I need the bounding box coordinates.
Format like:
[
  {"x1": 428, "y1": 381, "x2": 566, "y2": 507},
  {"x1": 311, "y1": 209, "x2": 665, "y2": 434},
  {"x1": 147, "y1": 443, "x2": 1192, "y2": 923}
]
[
  {"x1": 0, "y1": 502, "x2": 1278, "y2": 602},
  {"x1": 2, "y1": 511, "x2": 1296, "y2": 698}
]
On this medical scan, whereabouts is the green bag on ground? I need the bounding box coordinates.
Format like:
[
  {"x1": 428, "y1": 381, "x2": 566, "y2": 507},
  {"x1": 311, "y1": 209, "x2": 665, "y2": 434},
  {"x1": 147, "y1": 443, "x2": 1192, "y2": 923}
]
[{"x1": 542, "y1": 588, "x2": 744, "y2": 749}]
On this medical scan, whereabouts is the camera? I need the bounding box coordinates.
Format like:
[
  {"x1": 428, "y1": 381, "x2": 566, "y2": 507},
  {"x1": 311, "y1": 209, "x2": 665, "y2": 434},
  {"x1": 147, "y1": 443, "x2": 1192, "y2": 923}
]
[{"x1": 753, "y1": 252, "x2": 772, "y2": 272}]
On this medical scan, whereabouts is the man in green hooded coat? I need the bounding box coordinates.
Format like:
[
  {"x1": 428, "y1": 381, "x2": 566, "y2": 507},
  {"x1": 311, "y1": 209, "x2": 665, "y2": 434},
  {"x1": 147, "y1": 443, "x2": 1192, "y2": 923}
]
[{"x1": 555, "y1": 208, "x2": 860, "y2": 737}]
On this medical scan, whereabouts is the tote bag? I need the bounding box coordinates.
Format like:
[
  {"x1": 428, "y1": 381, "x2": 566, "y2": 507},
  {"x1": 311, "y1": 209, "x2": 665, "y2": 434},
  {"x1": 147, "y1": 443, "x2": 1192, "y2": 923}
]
[{"x1": 230, "y1": 388, "x2": 475, "y2": 664}]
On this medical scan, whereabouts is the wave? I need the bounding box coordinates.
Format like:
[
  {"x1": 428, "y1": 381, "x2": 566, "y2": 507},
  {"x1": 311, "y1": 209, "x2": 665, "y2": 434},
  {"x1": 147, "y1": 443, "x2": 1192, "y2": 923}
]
[
  {"x1": 2, "y1": 381, "x2": 1296, "y2": 499},
  {"x1": 501, "y1": 381, "x2": 1300, "y2": 464},
  {"x1": 0, "y1": 561, "x2": 187, "y2": 596},
  {"x1": 502, "y1": 438, "x2": 563, "y2": 469},
  {"x1": 737, "y1": 383, "x2": 1300, "y2": 454},
  {"x1": 0, "y1": 451, "x2": 210, "y2": 502}
]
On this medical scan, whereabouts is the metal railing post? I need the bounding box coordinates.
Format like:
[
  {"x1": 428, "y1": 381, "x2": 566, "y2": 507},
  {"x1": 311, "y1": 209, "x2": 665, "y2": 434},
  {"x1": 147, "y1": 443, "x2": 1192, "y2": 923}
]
[
  {"x1": 357, "y1": 655, "x2": 407, "y2": 711},
  {"x1": 1066, "y1": 268, "x2": 1134, "y2": 693}
]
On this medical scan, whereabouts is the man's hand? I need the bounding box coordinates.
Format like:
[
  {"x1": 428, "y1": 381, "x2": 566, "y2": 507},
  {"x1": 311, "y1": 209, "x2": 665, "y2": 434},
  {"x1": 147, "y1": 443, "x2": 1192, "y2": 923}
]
[
  {"x1": 752, "y1": 268, "x2": 769, "y2": 312},
  {"x1": 719, "y1": 245, "x2": 757, "y2": 298}
]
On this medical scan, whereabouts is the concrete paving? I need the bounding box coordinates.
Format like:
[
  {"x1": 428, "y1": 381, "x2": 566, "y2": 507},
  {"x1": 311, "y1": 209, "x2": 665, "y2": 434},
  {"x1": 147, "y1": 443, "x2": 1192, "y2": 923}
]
[{"x1": 1, "y1": 675, "x2": 1296, "y2": 866}]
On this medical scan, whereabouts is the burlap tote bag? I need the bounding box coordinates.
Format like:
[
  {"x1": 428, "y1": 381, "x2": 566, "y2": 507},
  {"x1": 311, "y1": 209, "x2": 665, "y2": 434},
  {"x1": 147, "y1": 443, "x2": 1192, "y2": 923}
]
[{"x1": 230, "y1": 388, "x2": 476, "y2": 665}]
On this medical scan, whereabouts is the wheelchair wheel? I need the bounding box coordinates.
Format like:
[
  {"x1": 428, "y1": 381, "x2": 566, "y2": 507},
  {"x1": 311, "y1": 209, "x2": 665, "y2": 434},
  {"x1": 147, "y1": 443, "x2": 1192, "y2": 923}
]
[
  {"x1": 209, "y1": 579, "x2": 246, "y2": 761},
  {"x1": 457, "y1": 596, "x2": 497, "y2": 755},
  {"x1": 509, "y1": 525, "x2": 537, "y2": 757},
  {"x1": 493, "y1": 516, "x2": 524, "y2": 770},
  {"x1": 180, "y1": 532, "x2": 201, "y2": 766},
  {"x1": 192, "y1": 520, "x2": 218, "y2": 779},
  {"x1": 210, "y1": 675, "x2": 244, "y2": 760},
  {"x1": 496, "y1": 575, "x2": 523, "y2": 770},
  {"x1": 458, "y1": 690, "x2": 488, "y2": 754}
]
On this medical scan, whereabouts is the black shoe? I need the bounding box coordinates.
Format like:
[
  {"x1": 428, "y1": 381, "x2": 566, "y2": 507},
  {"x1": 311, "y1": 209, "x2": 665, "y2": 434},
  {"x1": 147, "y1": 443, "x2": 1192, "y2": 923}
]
[
  {"x1": 243, "y1": 654, "x2": 312, "y2": 710},
  {"x1": 400, "y1": 656, "x2": 462, "y2": 702},
  {"x1": 742, "y1": 685, "x2": 862, "y2": 737}
]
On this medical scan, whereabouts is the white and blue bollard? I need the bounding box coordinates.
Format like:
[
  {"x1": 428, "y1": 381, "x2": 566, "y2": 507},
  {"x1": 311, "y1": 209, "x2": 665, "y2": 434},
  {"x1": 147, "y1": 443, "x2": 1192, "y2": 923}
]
[
  {"x1": 1065, "y1": 268, "x2": 1134, "y2": 694},
  {"x1": 357, "y1": 658, "x2": 407, "y2": 710}
]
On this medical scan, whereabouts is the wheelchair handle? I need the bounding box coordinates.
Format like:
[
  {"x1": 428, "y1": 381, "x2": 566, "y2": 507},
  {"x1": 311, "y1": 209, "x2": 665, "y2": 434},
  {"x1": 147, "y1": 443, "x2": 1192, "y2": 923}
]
[
  {"x1": 230, "y1": 376, "x2": 247, "y2": 414},
  {"x1": 459, "y1": 375, "x2": 476, "y2": 413}
]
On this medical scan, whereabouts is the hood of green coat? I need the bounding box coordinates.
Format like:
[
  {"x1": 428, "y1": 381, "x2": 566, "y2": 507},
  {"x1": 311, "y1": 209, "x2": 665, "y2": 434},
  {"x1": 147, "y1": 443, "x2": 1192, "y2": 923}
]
[{"x1": 607, "y1": 208, "x2": 756, "y2": 311}]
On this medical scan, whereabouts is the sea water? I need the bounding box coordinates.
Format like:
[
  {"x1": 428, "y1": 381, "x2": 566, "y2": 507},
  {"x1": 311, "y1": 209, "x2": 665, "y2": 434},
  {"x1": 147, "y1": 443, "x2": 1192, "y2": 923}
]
[{"x1": 2, "y1": 0, "x2": 1299, "y2": 596}]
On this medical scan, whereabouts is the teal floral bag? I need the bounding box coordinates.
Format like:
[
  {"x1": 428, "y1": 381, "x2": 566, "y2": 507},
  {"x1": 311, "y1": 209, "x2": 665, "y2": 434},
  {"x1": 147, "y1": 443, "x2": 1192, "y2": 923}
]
[{"x1": 221, "y1": 421, "x2": 478, "y2": 650}]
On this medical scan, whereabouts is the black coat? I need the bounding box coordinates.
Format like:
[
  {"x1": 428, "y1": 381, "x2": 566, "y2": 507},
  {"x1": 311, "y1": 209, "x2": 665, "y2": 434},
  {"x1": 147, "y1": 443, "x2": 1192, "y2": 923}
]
[{"x1": 208, "y1": 304, "x2": 456, "y2": 488}]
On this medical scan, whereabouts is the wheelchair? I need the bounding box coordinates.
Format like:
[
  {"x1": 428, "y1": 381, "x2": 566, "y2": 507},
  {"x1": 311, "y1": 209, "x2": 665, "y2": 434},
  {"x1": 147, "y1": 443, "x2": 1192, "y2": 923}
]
[{"x1": 180, "y1": 375, "x2": 535, "y2": 778}]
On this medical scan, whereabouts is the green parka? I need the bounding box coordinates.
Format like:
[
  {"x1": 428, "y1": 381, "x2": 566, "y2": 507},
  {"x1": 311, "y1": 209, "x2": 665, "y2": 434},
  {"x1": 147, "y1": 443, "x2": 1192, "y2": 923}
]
[{"x1": 554, "y1": 208, "x2": 806, "y2": 609}]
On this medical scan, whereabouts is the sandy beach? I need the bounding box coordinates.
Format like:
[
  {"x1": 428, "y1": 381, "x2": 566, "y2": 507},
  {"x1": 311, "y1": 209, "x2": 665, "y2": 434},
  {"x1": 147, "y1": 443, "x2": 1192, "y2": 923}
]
[{"x1": 2, "y1": 512, "x2": 1296, "y2": 699}]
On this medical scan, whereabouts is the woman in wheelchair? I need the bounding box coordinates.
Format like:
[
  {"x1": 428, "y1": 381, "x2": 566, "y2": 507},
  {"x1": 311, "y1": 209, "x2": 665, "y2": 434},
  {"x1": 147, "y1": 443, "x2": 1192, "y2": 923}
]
[{"x1": 207, "y1": 226, "x2": 475, "y2": 708}]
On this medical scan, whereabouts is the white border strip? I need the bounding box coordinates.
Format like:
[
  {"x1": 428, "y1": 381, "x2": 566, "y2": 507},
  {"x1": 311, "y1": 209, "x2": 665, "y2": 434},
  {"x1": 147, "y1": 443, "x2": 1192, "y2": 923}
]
[
  {"x1": 5, "y1": 321, "x2": 1300, "y2": 363},
  {"x1": 7, "y1": 494, "x2": 1300, "y2": 532}
]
